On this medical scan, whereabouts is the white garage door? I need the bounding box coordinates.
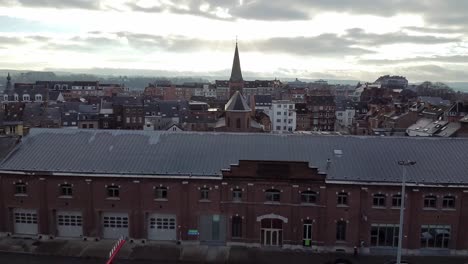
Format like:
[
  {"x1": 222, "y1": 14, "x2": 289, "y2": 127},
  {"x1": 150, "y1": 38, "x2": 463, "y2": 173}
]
[
  {"x1": 102, "y1": 212, "x2": 129, "y2": 239},
  {"x1": 13, "y1": 208, "x2": 38, "y2": 235},
  {"x1": 148, "y1": 214, "x2": 177, "y2": 241},
  {"x1": 56, "y1": 211, "x2": 83, "y2": 238}
]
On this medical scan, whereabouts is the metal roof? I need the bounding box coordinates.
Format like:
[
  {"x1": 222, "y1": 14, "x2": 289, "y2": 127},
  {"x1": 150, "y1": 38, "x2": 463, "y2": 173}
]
[
  {"x1": 229, "y1": 43, "x2": 243, "y2": 83},
  {"x1": 1, "y1": 128, "x2": 468, "y2": 185},
  {"x1": 225, "y1": 91, "x2": 250, "y2": 112}
]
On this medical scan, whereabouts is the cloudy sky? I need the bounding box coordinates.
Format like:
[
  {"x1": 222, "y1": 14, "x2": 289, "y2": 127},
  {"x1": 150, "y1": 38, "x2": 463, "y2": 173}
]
[{"x1": 0, "y1": 0, "x2": 467, "y2": 82}]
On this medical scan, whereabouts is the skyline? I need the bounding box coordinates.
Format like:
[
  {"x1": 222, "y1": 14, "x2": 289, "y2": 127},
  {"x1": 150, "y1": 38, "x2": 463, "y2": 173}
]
[{"x1": 0, "y1": 1, "x2": 468, "y2": 82}]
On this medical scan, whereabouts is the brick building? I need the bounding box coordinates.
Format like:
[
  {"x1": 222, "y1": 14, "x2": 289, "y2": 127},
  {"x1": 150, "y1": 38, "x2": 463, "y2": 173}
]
[{"x1": 1, "y1": 129, "x2": 468, "y2": 256}]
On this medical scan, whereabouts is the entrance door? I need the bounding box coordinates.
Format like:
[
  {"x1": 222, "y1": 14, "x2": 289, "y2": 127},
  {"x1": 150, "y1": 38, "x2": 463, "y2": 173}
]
[
  {"x1": 13, "y1": 208, "x2": 38, "y2": 235},
  {"x1": 260, "y1": 219, "x2": 283, "y2": 246},
  {"x1": 303, "y1": 220, "x2": 312, "y2": 247}
]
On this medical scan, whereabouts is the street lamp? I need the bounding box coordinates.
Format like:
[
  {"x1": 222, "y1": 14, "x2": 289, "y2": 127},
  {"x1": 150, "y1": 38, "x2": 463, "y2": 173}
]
[{"x1": 396, "y1": 160, "x2": 416, "y2": 264}]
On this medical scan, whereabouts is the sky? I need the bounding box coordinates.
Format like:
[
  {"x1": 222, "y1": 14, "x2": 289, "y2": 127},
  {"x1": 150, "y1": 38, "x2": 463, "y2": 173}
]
[{"x1": 0, "y1": 0, "x2": 467, "y2": 82}]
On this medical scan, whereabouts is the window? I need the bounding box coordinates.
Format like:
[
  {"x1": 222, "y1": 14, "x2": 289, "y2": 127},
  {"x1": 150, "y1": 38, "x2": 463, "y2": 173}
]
[
  {"x1": 232, "y1": 216, "x2": 242, "y2": 238},
  {"x1": 276, "y1": 119, "x2": 281, "y2": 123},
  {"x1": 60, "y1": 184, "x2": 73, "y2": 196},
  {"x1": 155, "y1": 186, "x2": 168, "y2": 199},
  {"x1": 370, "y1": 224, "x2": 399, "y2": 247},
  {"x1": 276, "y1": 126, "x2": 281, "y2": 130},
  {"x1": 277, "y1": 111, "x2": 281, "y2": 115},
  {"x1": 301, "y1": 191, "x2": 318, "y2": 204},
  {"x1": 35, "y1": 94, "x2": 43, "y2": 101},
  {"x1": 303, "y1": 219, "x2": 313, "y2": 246},
  {"x1": 125, "y1": 117, "x2": 130, "y2": 123},
  {"x1": 236, "y1": 118, "x2": 241, "y2": 129},
  {"x1": 232, "y1": 188, "x2": 242, "y2": 201},
  {"x1": 227, "y1": 117, "x2": 230, "y2": 127},
  {"x1": 373, "y1": 194, "x2": 386, "y2": 207},
  {"x1": 15, "y1": 182, "x2": 27, "y2": 194},
  {"x1": 107, "y1": 185, "x2": 119, "y2": 198},
  {"x1": 424, "y1": 195, "x2": 437, "y2": 208},
  {"x1": 265, "y1": 189, "x2": 281, "y2": 202},
  {"x1": 336, "y1": 220, "x2": 347, "y2": 241},
  {"x1": 392, "y1": 194, "x2": 402, "y2": 207},
  {"x1": 89, "y1": 124, "x2": 94, "y2": 129},
  {"x1": 337, "y1": 192, "x2": 348, "y2": 206},
  {"x1": 22, "y1": 94, "x2": 30, "y2": 101},
  {"x1": 442, "y1": 196, "x2": 455, "y2": 209},
  {"x1": 421, "y1": 225, "x2": 451, "y2": 248},
  {"x1": 14, "y1": 94, "x2": 19, "y2": 101},
  {"x1": 200, "y1": 187, "x2": 209, "y2": 200}
]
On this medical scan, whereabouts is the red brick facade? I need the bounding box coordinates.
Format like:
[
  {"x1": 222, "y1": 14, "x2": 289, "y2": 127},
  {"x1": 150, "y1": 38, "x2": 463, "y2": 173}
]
[{"x1": 1, "y1": 160, "x2": 467, "y2": 255}]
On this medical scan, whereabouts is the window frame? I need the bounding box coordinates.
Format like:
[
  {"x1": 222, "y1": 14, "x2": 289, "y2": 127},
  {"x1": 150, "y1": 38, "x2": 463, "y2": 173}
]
[
  {"x1": 372, "y1": 193, "x2": 386, "y2": 208},
  {"x1": 337, "y1": 192, "x2": 348, "y2": 206},
  {"x1": 301, "y1": 191, "x2": 318, "y2": 204},
  {"x1": 200, "y1": 187, "x2": 210, "y2": 200},
  {"x1": 155, "y1": 186, "x2": 168, "y2": 200},
  {"x1": 392, "y1": 194, "x2": 402, "y2": 207},
  {"x1": 107, "y1": 185, "x2": 120, "y2": 198},
  {"x1": 60, "y1": 183, "x2": 73, "y2": 197},
  {"x1": 15, "y1": 182, "x2": 27, "y2": 195},
  {"x1": 232, "y1": 188, "x2": 242, "y2": 202},
  {"x1": 423, "y1": 195, "x2": 437, "y2": 209},
  {"x1": 231, "y1": 216, "x2": 242, "y2": 238},
  {"x1": 265, "y1": 189, "x2": 281, "y2": 202},
  {"x1": 336, "y1": 220, "x2": 347, "y2": 241},
  {"x1": 442, "y1": 195, "x2": 455, "y2": 209}
]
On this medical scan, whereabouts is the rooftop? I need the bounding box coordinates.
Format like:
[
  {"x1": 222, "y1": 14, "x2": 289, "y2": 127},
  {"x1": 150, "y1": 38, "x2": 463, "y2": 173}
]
[{"x1": 1, "y1": 129, "x2": 468, "y2": 185}]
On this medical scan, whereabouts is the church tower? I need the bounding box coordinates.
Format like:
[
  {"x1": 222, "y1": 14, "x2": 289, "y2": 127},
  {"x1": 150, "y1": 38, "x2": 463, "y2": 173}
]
[
  {"x1": 229, "y1": 42, "x2": 244, "y2": 97},
  {"x1": 5, "y1": 73, "x2": 12, "y2": 94}
]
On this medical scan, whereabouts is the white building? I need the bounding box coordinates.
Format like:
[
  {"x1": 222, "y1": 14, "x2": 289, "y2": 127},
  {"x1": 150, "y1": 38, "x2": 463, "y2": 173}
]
[
  {"x1": 271, "y1": 100, "x2": 296, "y2": 132},
  {"x1": 336, "y1": 106, "x2": 355, "y2": 128}
]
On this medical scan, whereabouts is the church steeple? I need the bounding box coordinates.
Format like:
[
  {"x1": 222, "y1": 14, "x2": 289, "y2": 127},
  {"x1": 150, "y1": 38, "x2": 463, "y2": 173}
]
[
  {"x1": 229, "y1": 42, "x2": 243, "y2": 83},
  {"x1": 5, "y1": 72, "x2": 12, "y2": 93},
  {"x1": 229, "y1": 41, "x2": 244, "y2": 97}
]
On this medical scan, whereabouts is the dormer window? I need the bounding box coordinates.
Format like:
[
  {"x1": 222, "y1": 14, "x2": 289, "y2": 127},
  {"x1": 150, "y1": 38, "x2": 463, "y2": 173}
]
[
  {"x1": 22, "y1": 94, "x2": 30, "y2": 101},
  {"x1": 265, "y1": 189, "x2": 280, "y2": 202},
  {"x1": 14, "y1": 93, "x2": 19, "y2": 101},
  {"x1": 15, "y1": 182, "x2": 27, "y2": 194},
  {"x1": 3, "y1": 94, "x2": 7, "y2": 101},
  {"x1": 35, "y1": 94, "x2": 43, "y2": 101}
]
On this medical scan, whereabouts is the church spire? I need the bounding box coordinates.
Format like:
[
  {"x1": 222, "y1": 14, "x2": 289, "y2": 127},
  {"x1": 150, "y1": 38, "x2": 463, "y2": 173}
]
[
  {"x1": 5, "y1": 72, "x2": 12, "y2": 93},
  {"x1": 229, "y1": 42, "x2": 243, "y2": 83}
]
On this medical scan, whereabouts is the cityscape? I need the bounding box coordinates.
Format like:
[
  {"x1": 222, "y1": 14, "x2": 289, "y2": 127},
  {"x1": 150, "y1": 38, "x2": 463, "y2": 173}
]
[{"x1": 1, "y1": 1, "x2": 468, "y2": 264}]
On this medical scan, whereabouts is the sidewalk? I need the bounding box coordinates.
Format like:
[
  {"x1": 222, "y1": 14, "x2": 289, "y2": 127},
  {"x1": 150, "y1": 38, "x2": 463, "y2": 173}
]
[{"x1": 0, "y1": 237, "x2": 467, "y2": 264}]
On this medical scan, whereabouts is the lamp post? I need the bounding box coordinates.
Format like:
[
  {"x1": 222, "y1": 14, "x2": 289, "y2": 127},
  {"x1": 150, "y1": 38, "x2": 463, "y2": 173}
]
[{"x1": 396, "y1": 160, "x2": 416, "y2": 264}]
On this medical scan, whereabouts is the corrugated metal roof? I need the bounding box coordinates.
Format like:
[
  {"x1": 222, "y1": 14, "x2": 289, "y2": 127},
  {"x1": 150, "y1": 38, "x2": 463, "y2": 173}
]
[{"x1": 1, "y1": 128, "x2": 468, "y2": 185}]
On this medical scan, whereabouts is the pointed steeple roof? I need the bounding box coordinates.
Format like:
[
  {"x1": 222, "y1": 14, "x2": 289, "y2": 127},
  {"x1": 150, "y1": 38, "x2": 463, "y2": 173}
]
[
  {"x1": 6, "y1": 73, "x2": 11, "y2": 81},
  {"x1": 225, "y1": 91, "x2": 250, "y2": 112},
  {"x1": 229, "y1": 42, "x2": 243, "y2": 83}
]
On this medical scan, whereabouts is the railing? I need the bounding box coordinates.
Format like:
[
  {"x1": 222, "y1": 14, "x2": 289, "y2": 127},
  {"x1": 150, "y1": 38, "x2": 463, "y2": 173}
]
[{"x1": 106, "y1": 236, "x2": 126, "y2": 264}]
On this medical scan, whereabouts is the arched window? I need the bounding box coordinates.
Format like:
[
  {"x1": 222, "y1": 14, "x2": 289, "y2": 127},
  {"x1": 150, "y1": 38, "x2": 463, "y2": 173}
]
[
  {"x1": 15, "y1": 182, "x2": 27, "y2": 194},
  {"x1": 14, "y1": 93, "x2": 19, "y2": 101},
  {"x1": 301, "y1": 191, "x2": 318, "y2": 204},
  {"x1": 265, "y1": 189, "x2": 280, "y2": 202},
  {"x1": 155, "y1": 186, "x2": 168, "y2": 199},
  {"x1": 337, "y1": 192, "x2": 348, "y2": 205},
  {"x1": 424, "y1": 195, "x2": 437, "y2": 208},
  {"x1": 200, "y1": 187, "x2": 209, "y2": 200},
  {"x1": 22, "y1": 94, "x2": 30, "y2": 101},
  {"x1": 107, "y1": 185, "x2": 120, "y2": 198},
  {"x1": 442, "y1": 195, "x2": 455, "y2": 209},
  {"x1": 236, "y1": 118, "x2": 241, "y2": 129},
  {"x1": 227, "y1": 117, "x2": 231, "y2": 127},
  {"x1": 35, "y1": 94, "x2": 43, "y2": 101},
  {"x1": 372, "y1": 194, "x2": 386, "y2": 207},
  {"x1": 392, "y1": 194, "x2": 402, "y2": 207},
  {"x1": 3, "y1": 94, "x2": 8, "y2": 101},
  {"x1": 232, "y1": 188, "x2": 242, "y2": 201}
]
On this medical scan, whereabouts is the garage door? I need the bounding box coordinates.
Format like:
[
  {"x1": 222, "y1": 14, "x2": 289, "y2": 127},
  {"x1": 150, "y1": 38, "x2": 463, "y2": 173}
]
[
  {"x1": 56, "y1": 211, "x2": 83, "y2": 238},
  {"x1": 13, "y1": 208, "x2": 38, "y2": 235},
  {"x1": 148, "y1": 214, "x2": 176, "y2": 241},
  {"x1": 102, "y1": 212, "x2": 129, "y2": 239}
]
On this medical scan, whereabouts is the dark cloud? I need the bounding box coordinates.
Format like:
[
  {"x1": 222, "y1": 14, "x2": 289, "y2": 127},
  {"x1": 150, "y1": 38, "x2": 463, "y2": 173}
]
[
  {"x1": 251, "y1": 34, "x2": 372, "y2": 56},
  {"x1": 345, "y1": 28, "x2": 461, "y2": 46},
  {"x1": 0, "y1": 0, "x2": 99, "y2": 9},
  {"x1": 361, "y1": 55, "x2": 468, "y2": 65}
]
